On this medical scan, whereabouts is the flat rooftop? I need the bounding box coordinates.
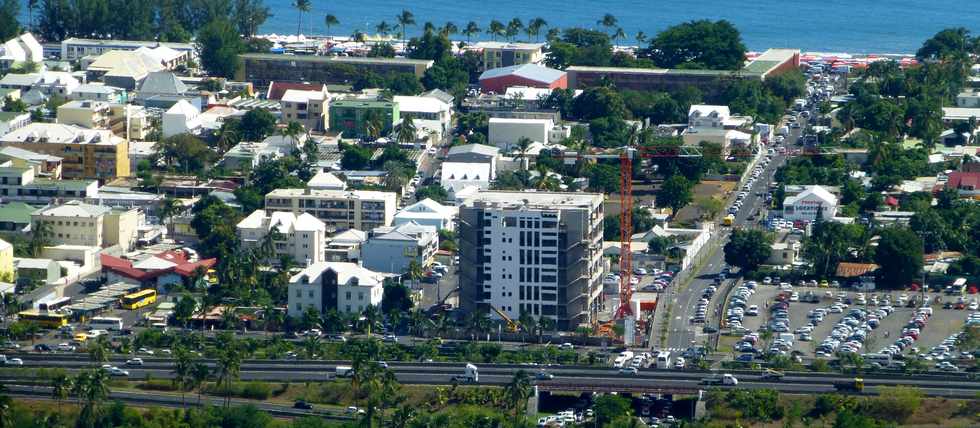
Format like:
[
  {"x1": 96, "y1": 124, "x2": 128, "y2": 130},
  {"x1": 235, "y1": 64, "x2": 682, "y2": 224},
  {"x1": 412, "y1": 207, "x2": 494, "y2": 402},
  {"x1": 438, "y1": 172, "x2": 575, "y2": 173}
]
[
  {"x1": 266, "y1": 188, "x2": 395, "y2": 200},
  {"x1": 240, "y1": 53, "x2": 433, "y2": 67},
  {"x1": 465, "y1": 191, "x2": 602, "y2": 210},
  {"x1": 569, "y1": 48, "x2": 800, "y2": 78}
]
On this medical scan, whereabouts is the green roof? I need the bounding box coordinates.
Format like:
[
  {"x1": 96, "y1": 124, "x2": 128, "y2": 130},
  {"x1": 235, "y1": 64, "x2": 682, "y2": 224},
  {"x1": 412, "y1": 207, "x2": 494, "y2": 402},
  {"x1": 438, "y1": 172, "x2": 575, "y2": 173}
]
[
  {"x1": 330, "y1": 99, "x2": 396, "y2": 108},
  {"x1": 0, "y1": 202, "x2": 39, "y2": 223},
  {"x1": 742, "y1": 60, "x2": 782, "y2": 75},
  {"x1": 26, "y1": 178, "x2": 97, "y2": 190}
]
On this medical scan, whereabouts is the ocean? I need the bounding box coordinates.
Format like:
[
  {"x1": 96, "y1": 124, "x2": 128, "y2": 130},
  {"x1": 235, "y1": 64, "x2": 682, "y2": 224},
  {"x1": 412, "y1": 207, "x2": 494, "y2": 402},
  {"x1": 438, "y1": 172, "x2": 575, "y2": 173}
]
[
  {"x1": 16, "y1": 0, "x2": 979, "y2": 54},
  {"x1": 254, "y1": 0, "x2": 976, "y2": 54}
]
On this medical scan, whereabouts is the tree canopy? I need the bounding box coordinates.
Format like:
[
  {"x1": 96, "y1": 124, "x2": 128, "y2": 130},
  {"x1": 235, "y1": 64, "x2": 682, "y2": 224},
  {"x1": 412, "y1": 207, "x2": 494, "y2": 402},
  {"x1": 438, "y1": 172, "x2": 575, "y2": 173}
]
[
  {"x1": 643, "y1": 20, "x2": 747, "y2": 70},
  {"x1": 724, "y1": 229, "x2": 773, "y2": 272},
  {"x1": 197, "y1": 19, "x2": 246, "y2": 78},
  {"x1": 874, "y1": 227, "x2": 923, "y2": 289}
]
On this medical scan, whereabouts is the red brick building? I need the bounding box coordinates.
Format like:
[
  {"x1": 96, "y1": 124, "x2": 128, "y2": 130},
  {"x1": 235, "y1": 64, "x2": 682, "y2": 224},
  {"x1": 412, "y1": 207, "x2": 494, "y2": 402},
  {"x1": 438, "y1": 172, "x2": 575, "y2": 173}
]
[{"x1": 478, "y1": 64, "x2": 567, "y2": 94}]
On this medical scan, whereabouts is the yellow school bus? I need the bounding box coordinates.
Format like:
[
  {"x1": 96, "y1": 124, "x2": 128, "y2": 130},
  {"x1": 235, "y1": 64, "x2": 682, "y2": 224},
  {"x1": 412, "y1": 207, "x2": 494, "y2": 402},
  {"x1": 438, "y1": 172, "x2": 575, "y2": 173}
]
[
  {"x1": 17, "y1": 310, "x2": 69, "y2": 329},
  {"x1": 120, "y1": 289, "x2": 157, "y2": 310}
]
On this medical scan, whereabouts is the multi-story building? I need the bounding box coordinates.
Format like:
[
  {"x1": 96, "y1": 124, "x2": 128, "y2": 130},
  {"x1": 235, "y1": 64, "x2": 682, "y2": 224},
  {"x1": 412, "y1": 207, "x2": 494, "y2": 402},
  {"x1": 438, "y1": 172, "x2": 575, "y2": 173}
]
[
  {"x1": 281, "y1": 87, "x2": 330, "y2": 133},
  {"x1": 360, "y1": 221, "x2": 439, "y2": 274},
  {"x1": 0, "y1": 123, "x2": 129, "y2": 180},
  {"x1": 32, "y1": 201, "x2": 139, "y2": 251},
  {"x1": 394, "y1": 198, "x2": 456, "y2": 231},
  {"x1": 287, "y1": 262, "x2": 386, "y2": 317},
  {"x1": 0, "y1": 71, "x2": 80, "y2": 97},
  {"x1": 60, "y1": 38, "x2": 194, "y2": 63},
  {"x1": 457, "y1": 191, "x2": 604, "y2": 330},
  {"x1": 236, "y1": 210, "x2": 327, "y2": 267},
  {"x1": 474, "y1": 42, "x2": 545, "y2": 71},
  {"x1": 264, "y1": 188, "x2": 397, "y2": 232},
  {"x1": 328, "y1": 99, "x2": 399, "y2": 140},
  {"x1": 782, "y1": 185, "x2": 838, "y2": 222},
  {"x1": 56, "y1": 100, "x2": 111, "y2": 129},
  {"x1": 236, "y1": 53, "x2": 433, "y2": 87},
  {"x1": 393, "y1": 95, "x2": 453, "y2": 141},
  {"x1": 0, "y1": 160, "x2": 98, "y2": 203},
  {"x1": 0, "y1": 146, "x2": 62, "y2": 178},
  {"x1": 0, "y1": 111, "x2": 30, "y2": 135},
  {"x1": 0, "y1": 33, "x2": 43, "y2": 73}
]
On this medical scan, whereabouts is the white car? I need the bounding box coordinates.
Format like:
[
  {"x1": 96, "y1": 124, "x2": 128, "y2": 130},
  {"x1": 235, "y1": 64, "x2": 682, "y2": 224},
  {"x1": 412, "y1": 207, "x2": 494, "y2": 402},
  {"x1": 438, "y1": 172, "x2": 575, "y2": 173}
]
[
  {"x1": 5, "y1": 357, "x2": 24, "y2": 366},
  {"x1": 125, "y1": 358, "x2": 144, "y2": 366}
]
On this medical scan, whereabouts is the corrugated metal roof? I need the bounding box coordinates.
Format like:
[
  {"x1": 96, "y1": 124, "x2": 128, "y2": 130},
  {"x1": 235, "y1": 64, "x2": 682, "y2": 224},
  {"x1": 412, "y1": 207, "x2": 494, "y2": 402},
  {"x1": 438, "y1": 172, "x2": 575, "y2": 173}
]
[{"x1": 479, "y1": 64, "x2": 565, "y2": 83}]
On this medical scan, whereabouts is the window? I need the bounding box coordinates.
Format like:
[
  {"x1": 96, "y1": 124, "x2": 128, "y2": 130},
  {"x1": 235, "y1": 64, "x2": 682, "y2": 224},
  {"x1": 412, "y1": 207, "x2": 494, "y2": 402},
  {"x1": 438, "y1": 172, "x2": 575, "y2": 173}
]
[
  {"x1": 308, "y1": 291, "x2": 314, "y2": 298},
  {"x1": 358, "y1": 292, "x2": 364, "y2": 301},
  {"x1": 345, "y1": 291, "x2": 352, "y2": 299},
  {"x1": 295, "y1": 290, "x2": 301, "y2": 298}
]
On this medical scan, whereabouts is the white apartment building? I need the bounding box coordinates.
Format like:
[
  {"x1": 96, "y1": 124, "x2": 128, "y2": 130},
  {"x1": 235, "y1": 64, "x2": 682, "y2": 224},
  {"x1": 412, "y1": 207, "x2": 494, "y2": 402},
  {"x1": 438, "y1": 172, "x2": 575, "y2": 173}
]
[
  {"x1": 0, "y1": 33, "x2": 43, "y2": 72},
  {"x1": 393, "y1": 95, "x2": 453, "y2": 141},
  {"x1": 783, "y1": 185, "x2": 838, "y2": 222},
  {"x1": 360, "y1": 221, "x2": 439, "y2": 274},
  {"x1": 457, "y1": 191, "x2": 604, "y2": 330},
  {"x1": 287, "y1": 261, "x2": 386, "y2": 317},
  {"x1": 488, "y1": 117, "x2": 553, "y2": 150},
  {"x1": 60, "y1": 38, "x2": 194, "y2": 63},
  {"x1": 394, "y1": 198, "x2": 456, "y2": 231},
  {"x1": 281, "y1": 88, "x2": 330, "y2": 133},
  {"x1": 236, "y1": 210, "x2": 327, "y2": 266},
  {"x1": 264, "y1": 188, "x2": 397, "y2": 232}
]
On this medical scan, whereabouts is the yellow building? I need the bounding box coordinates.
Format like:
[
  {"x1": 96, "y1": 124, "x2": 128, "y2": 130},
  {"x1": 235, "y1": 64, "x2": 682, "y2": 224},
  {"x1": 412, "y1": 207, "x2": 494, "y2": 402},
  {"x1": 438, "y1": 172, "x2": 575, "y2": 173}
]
[
  {"x1": 56, "y1": 100, "x2": 111, "y2": 129},
  {"x1": 475, "y1": 42, "x2": 546, "y2": 71},
  {"x1": 0, "y1": 123, "x2": 129, "y2": 180},
  {"x1": 0, "y1": 238, "x2": 13, "y2": 282}
]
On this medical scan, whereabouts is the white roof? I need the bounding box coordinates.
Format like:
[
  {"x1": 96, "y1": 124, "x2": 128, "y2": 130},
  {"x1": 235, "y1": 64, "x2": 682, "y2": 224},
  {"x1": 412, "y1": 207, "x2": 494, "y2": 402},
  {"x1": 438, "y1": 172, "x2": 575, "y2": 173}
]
[
  {"x1": 398, "y1": 198, "x2": 454, "y2": 216},
  {"x1": 393, "y1": 95, "x2": 449, "y2": 114},
  {"x1": 489, "y1": 117, "x2": 552, "y2": 125},
  {"x1": 784, "y1": 185, "x2": 838, "y2": 206},
  {"x1": 290, "y1": 261, "x2": 385, "y2": 287},
  {"x1": 281, "y1": 89, "x2": 327, "y2": 104},
  {"x1": 237, "y1": 210, "x2": 326, "y2": 233},
  {"x1": 942, "y1": 107, "x2": 980, "y2": 121},
  {"x1": 15, "y1": 258, "x2": 56, "y2": 269},
  {"x1": 133, "y1": 256, "x2": 178, "y2": 270},
  {"x1": 307, "y1": 171, "x2": 347, "y2": 190},
  {"x1": 266, "y1": 188, "x2": 395, "y2": 201},
  {"x1": 689, "y1": 105, "x2": 730, "y2": 118},
  {"x1": 442, "y1": 162, "x2": 491, "y2": 182},
  {"x1": 474, "y1": 41, "x2": 544, "y2": 51},
  {"x1": 329, "y1": 229, "x2": 367, "y2": 244},
  {"x1": 34, "y1": 200, "x2": 110, "y2": 218},
  {"x1": 165, "y1": 99, "x2": 200, "y2": 118}
]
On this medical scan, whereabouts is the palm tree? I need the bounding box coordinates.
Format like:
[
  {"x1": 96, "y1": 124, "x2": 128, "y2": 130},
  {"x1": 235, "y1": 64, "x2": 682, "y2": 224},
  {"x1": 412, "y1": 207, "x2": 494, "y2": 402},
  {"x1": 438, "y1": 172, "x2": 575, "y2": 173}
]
[
  {"x1": 598, "y1": 13, "x2": 618, "y2": 33},
  {"x1": 159, "y1": 197, "x2": 181, "y2": 238},
  {"x1": 301, "y1": 335, "x2": 321, "y2": 359},
  {"x1": 51, "y1": 374, "x2": 73, "y2": 411},
  {"x1": 408, "y1": 309, "x2": 430, "y2": 337},
  {"x1": 423, "y1": 21, "x2": 436, "y2": 35},
  {"x1": 503, "y1": 370, "x2": 532, "y2": 424},
  {"x1": 517, "y1": 311, "x2": 535, "y2": 343},
  {"x1": 29, "y1": 220, "x2": 51, "y2": 257},
  {"x1": 440, "y1": 22, "x2": 458, "y2": 38},
  {"x1": 360, "y1": 305, "x2": 383, "y2": 336},
  {"x1": 506, "y1": 18, "x2": 523, "y2": 41},
  {"x1": 406, "y1": 260, "x2": 425, "y2": 289},
  {"x1": 190, "y1": 362, "x2": 210, "y2": 405},
  {"x1": 292, "y1": 0, "x2": 311, "y2": 36},
  {"x1": 215, "y1": 345, "x2": 242, "y2": 407},
  {"x1": 88, "y1": 336, "x2": 109, "y2": 364},
  {"x1": 324, "y1": 14, "x2": 340, "y2": 36},
  {"x1": 261, "y1": 302, "x2": 281, "y2": 336},
  {"x1": 612, "y1": 27, "x2": 626, "y2": 44},
  {"x1": 463, "y1": 22, "x2": 481, "y2": 43},
  {"x1": 396, "y1": 10, "x2": 416, "y2": 41},
  {"x1": 513, "y1": 137, "x2": 533, "y2": 171},
  {"x1": 487, "y1": 20, "x2": 505, "y2": 41},
  {"x1": 397, "y1": 114, "x2": 417, "y2": 146},
  {"x1": 318, "y1": 309, "x2": 343, "y2": 334},
  {"x1": 173, "y1": 346, "x2": 193, "y2": 406},
  {"x1": 26, "y1": 0, "x2": 38, "y2": 31},
  {"x1": 376, "y1": 20, "x2": 393, "y2": 37},
  {"x1": 635, "y1": 31, "x2": 648, "y2": 45},
  {"x1": 527, "y1": 18, "x2": 547, "y2": 42},
  {"x1": 280, "y1": 121, "x2": 305, "y2": 148},
  {"x1": 532, "y1": 163, "x2": 560, "y2": 191},
  {"x1": 75, "y1": 369, "x2": 109, "y2": 426}
]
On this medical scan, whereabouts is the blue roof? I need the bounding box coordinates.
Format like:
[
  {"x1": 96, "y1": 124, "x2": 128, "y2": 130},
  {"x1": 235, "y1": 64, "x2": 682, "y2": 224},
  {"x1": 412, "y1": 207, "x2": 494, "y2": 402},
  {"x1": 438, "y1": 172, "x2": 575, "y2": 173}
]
[{"x1": 478, "y1": 63, "x2": 565, "y2": 83}]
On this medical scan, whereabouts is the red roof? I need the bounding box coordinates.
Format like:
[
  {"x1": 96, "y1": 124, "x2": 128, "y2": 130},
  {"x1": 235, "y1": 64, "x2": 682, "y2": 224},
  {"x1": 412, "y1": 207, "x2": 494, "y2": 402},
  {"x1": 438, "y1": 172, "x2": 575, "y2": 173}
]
[
  {"x1": 266, "y1": 82, "x2": 327, "y2": 101},
  {"x1": 884, "y1": 196, "x2": 899, "y2": 206},
  {"x1": 101, "y1": 250, "x2": 216, "y2": 282},
  {"x1": 946, "y1": 172, "x2": 980, "y2": 191}
]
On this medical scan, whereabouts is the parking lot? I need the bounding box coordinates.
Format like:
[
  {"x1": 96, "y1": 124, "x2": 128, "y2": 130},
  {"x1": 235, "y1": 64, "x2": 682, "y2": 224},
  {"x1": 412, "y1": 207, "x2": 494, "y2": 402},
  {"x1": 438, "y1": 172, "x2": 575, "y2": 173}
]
[{"x1": 725, "y1": 281, "x2": 977, "y2": 368}]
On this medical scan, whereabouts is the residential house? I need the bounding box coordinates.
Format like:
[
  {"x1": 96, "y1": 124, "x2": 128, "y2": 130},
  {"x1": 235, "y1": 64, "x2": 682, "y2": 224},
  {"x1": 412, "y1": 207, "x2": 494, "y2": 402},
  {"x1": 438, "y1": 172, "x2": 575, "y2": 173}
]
[
  {"x1": 236, "y1": 210, "x2": 327, "y2": 266},
  {"x1": 264, "y1": 188, "x2": 397, "y2": 232},
  {"x1": 287, "y1": 262, "x2": 387, "y2": 317},
  {"x1": 328, "y1": 99, "x2": 399, "y2": 139},
  {"x1": 266, "y1": 82, "x2": 328, "y2": 101},
  {"x1": 324, "y1": 229, "x2": 366, "y2": 262},
  {"x1": 0, "y1": 111, "x2": 30, "y2": 135},
  {"x1": 133, "y1": 71, "x2": 196, "y2": 109},
  {"x1": 0, "y1": 71, "x2": 80, "y2": 98},
  {"x1": 307, "y1": 171, "x2": 347, "y2": 190},
  {"x1": 14, "y1": 258, "x2": 60, "y2": 286},
  {"x1": 56, "y1": 100, "x2": 111, "y2": 129},
  {"x1": 478, "y1": 63, "x2": 567, "y2": 94},
  {"x1": 361, "y1": 221, "x2": 439, "y2": 274},
  {"x1": 83, "y1": 50, "x2": 164, "y2": 90},
  {"x1": 782, "y1": 185, "x2": 839, "y2": 222},
  {"x1": 394, "y1": 198, "x2": 456, "y2": 231},
  {"x1": 0, "y1": 122, "x2": 130, "y2": 180},
  {"x1": 0, "y1": 202, "x2": 35, "y2": 232},
  {"x1": 70, "y1": 84, "x2": 127, "y2": 103},
  {"x1": 457, "y1": 191, "x2": 605, "y2": 330},
  {"x1": 474, "y1": 42, "x2": 545, "y2": 71},
  {"x1": 441, "y1": 161, "x2": 492, "y2": 196},
  {"x1": 393, "y1": 94, "x2": 453, "y2": 141},
  {"x1": 944, "y1": 171, "x2": 980, "y2": 199},
  {"x1": 220, "y1": 133, "x2": 309, "y2": 171},
  {"x1": 161, "y1": 99, "x2": 201, "y2": 138},
  {"x1": 281, "y1": 87, "x2": 330, "y2": 133},
  {"x1": 0, "y1": 33, "x2": 43, "y2": 72},
  {"x1": 681, "y1": 104, "x2": 754, "y2": 155},
  {"x1": 767, "y1": 241, "x2": 801, "y2": 266},
  {"x1": 0, "y1": 146, "x2": 62, "y2": 178}
]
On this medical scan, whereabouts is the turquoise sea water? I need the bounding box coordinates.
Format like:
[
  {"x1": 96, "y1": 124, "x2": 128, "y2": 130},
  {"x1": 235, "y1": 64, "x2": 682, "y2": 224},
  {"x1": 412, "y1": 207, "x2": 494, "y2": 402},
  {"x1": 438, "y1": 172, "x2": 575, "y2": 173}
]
[
  {"x1": 16, "y1": 0, "x2": 979, "y2": 53},
  {"x1": 254, "y1": 0, "x2": 976, "y2": 53}
]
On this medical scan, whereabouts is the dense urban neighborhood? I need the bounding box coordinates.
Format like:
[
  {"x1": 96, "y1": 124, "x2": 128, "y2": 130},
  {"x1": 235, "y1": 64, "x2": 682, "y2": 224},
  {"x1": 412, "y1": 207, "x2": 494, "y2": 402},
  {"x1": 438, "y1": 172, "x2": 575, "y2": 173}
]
[{"x1": 0, "y1": 1, "x2": 979, "y2": 427}]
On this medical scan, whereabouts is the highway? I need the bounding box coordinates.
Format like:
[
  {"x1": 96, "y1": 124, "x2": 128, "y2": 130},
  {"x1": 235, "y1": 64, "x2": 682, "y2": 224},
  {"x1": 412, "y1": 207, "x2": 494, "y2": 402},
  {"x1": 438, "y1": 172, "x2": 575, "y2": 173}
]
[
  {"x1": 7, "y1": 354, "x2": 980, "y2": 399},
  {"x1": 663, "y1": 127, "x2": 798, "y2": 352}
]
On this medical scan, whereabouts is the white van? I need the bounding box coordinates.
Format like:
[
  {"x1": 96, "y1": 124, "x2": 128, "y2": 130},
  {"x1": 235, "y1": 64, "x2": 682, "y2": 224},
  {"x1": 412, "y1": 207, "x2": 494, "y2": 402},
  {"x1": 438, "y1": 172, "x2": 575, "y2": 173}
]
[{"x1": 656, "y1": 351, "x2": 671, "y2": 369}]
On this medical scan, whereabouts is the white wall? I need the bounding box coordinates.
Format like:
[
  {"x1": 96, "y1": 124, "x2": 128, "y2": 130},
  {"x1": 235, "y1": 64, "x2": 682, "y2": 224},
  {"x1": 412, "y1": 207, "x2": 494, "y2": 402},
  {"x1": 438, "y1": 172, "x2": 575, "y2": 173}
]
[{"x1": 489, "y1": 119, "x2": 552, "y2": 150}]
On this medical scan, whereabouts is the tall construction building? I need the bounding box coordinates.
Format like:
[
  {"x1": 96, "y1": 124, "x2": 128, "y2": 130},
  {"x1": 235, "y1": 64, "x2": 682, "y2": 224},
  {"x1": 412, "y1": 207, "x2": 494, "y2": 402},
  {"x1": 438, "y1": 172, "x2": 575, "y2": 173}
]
[{"x1": 457, "y1": 191, "x2": 604, "y2": 330}]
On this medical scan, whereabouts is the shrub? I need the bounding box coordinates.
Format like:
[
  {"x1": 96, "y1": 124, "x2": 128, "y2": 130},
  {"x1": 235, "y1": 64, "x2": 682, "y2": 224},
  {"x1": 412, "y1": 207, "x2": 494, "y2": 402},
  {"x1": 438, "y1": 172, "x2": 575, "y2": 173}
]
[{"x1": 137, "y1": 379, "x2": 179, "y2": 392}]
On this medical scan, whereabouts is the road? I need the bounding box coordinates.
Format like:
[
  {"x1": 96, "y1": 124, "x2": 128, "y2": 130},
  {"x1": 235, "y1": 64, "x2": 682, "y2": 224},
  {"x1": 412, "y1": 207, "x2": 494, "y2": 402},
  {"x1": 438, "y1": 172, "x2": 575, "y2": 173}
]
[
  {"x1": 662, "y1": 127, "x2": 801, "y2": 353},
  {"x1": 7, "y1": 354, "x2": 980, "y2": 399}
]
